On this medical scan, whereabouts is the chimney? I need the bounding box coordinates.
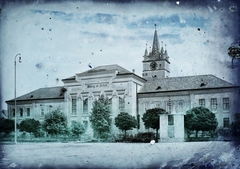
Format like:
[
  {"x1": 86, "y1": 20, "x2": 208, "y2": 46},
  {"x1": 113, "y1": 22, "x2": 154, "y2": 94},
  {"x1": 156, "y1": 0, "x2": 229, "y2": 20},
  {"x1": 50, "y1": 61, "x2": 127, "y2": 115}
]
[{"x1": 132, "y1": 69, "x2": 135, "y2": 73}]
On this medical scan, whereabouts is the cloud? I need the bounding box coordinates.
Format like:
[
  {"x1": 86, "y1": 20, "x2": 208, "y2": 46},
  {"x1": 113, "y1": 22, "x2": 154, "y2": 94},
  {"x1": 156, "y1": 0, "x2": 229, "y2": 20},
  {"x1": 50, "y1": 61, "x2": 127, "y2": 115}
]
[
  {"x1": 82, "y1": 13, "x2": 119, "y2": 24},
  {"x1": 30, "y1": 9, "x2": 74, "y2": 22},
  {"x1": 126, "y1": 14, "x2": 210, "y2": 29}
]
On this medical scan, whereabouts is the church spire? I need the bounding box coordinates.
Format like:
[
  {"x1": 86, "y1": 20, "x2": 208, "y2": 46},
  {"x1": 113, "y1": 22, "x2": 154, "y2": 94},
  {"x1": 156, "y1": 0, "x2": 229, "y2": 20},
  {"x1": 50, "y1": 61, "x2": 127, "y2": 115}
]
[{"x1": 152, "y1": 24, "x2": 160, "y2": 54}]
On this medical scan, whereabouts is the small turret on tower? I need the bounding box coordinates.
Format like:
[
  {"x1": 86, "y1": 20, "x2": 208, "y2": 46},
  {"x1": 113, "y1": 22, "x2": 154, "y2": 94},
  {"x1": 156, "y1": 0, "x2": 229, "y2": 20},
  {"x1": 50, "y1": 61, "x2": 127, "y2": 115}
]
[{"x1": 143, "y1": 44, "x2": 149, "y2": 61}]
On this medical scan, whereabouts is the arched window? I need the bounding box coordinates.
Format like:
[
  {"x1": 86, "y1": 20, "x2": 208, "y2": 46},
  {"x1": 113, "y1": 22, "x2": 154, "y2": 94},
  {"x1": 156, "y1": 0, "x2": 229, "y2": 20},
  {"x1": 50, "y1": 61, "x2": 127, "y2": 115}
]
[
  {"x1": 108, "y1": 98, "x2": 112, "y2": 112},
  {"x1": 71, "y1": 96, "x2": 77, "y2": 115},
  {"x1": 119, "y1": 97, "x2": 125, "y2": 111},
  {"x1": 83, "y1": 98, "x2": 88, "y2": 113}
]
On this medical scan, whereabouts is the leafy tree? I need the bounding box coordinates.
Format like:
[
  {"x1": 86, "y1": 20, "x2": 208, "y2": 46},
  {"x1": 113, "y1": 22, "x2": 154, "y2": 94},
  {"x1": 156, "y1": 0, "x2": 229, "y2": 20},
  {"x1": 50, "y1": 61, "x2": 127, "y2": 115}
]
[
  {"x1": 19, "y1": 118, "x2": 41, "y2": 139},
  {"x1": 0, "y1": 118, "x2": 14, "y2": 136},
  {"x1": 142, "y1": 108, "x2": 167, "y2": 140},
  {"x1": 89, "y1": 95, "x2": 111, "y2": 140},
  {"x1": 71, "y1": 121, "x2": 85, "y2": 138},
  {"x1": 185, "y1": 107, "x2": 218, "y2": 138},
  {"x1": 115, "y1": 112, "x2": 137, "y2": 140},
  {"x1": 42, "y1": 109, "x2": 68, "y2": 137},
  {"x1": 232, "y1": 113, "x2": 240, "y2": 137}
]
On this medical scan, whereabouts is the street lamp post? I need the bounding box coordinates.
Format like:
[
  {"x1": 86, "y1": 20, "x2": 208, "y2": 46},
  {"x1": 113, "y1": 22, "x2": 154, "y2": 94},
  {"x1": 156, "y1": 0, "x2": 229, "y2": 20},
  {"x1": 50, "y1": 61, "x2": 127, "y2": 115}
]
[{"x1": 14, "y1": 53, "x2": 21, "y2": 144}]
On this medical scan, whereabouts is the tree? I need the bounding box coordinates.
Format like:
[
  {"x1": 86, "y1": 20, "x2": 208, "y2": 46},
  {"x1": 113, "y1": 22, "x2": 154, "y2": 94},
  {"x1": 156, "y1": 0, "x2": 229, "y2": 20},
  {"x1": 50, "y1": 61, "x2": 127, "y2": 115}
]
[
  {"x1": 89, "y1": 95, "x2": 112, "y2": 140},
  {"x1": 142, "y1": 108, "x2": 167, "y2": 140},
  {"x1": 42, "y1": 109, "x2": 68, "y2": 137},
  {"x1": 19, "y1": 118, "x2": 41, "y2": 139},
  {"x1": 0, "y1": 118, "x2": 14, "y2": 136},
  {"x1": 115, "y1": 112, "x2": 137, "y2": 140},
  {"x1": 71, "y1": 121, "x2": 85, "y2": 138},
  {"x1": 185, "y1": 107, "x2": 218, "y2": 138},
  {"x1": 232, "y1": 113, "x2": 240, "y2": 137}
]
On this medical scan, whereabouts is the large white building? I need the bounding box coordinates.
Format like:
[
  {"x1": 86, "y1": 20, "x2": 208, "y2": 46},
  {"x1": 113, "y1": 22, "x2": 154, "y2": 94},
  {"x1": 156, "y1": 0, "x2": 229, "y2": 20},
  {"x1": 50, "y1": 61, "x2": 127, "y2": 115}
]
[{"x1": 6, "y1": 28, "x2": 240, "y2": 141}]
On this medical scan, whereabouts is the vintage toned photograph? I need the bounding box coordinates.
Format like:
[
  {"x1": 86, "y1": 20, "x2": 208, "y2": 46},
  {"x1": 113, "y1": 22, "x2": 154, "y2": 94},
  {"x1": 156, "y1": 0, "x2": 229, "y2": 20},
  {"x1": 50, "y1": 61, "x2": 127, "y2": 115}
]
[{"x1": 0, "y1": 0, "x2": 240, "y2": 168}]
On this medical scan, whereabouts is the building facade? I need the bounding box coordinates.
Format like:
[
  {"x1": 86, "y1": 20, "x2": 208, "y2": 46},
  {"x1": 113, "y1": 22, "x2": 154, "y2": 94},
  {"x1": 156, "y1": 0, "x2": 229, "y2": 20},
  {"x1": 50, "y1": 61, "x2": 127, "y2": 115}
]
[
  {"x1": 138, "y1": 28, "x2": 240, "y2": 142},
  {"x1": 5, "y1": 28, "x2": 240, "y2": 141},
  {"x1": 6, "y1": 65, "x2": 146, "y2": 137}
]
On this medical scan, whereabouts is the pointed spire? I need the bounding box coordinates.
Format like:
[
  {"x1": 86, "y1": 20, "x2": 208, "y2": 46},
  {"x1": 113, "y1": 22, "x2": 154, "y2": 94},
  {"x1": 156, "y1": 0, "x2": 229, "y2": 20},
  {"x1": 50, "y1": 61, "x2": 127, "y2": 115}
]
[
  {"x1": 144, "y1": 43, "x2": 148, "y2": 56},
  {"x1": 152, "y1": 24, "x2": 160, "y2": 54},
  {"x1": 143, "y1": 43, "x2": 149, "y2": 61},
  {"x1": 160, "y1": 41, "x2": 164, "y2": 54},
  {"x1": 165, "y1": 44, "x2": 169, "y2": 60}
]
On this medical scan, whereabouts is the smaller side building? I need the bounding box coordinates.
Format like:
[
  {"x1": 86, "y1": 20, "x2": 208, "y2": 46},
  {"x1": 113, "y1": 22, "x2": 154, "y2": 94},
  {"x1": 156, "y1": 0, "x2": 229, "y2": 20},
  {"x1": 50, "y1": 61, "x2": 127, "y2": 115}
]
[
  {"x1": 137, "y1": 75, "x2": 240, "y2": 142},
  {"x1": 5, "y1": 86, "x2": 65, "y2": 123}
]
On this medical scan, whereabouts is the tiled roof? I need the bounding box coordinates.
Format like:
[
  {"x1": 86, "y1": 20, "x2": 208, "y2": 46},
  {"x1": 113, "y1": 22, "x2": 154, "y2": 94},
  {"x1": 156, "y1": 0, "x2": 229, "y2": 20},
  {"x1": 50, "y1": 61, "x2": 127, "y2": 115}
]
[
  {"x1": 76, "y1": 64, "x2": 132, "y2": 77},
  {"x1": 139, "y1": 74, "x2": 234, "y2": 93},
  {"x1": 6, "y1": 86, "x2": 65, "y2": 102}
]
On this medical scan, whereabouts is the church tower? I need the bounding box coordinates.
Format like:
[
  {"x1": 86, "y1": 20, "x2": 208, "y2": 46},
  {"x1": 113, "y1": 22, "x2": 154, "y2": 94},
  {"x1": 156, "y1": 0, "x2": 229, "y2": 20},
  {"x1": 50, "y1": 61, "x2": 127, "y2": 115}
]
[{"x1": 142, "y1": 25, "x2": 170, "y2": 79}]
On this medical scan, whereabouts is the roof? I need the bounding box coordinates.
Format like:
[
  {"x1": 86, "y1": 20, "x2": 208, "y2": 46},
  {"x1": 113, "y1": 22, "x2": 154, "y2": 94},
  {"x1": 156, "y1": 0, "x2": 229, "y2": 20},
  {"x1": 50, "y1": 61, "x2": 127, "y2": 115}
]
[
  {"x1": 76, "y1": 64, "x2": 132, "y2": 77},
  {"x1": 6, "y1": 86, "x2": 65, "y2": 103},
  {"x1": 139, "y1": 74, "x2": 235, "y2": 93}
]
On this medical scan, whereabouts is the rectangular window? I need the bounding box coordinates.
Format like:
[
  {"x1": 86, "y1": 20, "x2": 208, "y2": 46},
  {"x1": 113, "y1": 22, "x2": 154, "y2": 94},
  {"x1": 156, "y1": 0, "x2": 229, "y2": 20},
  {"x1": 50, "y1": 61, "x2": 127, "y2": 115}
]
[
  {"x1": 41, "y1": 107, "x2": 44, "y2": 116},
  {"x1": 83, "y1": 98, "x2": 88, "y2": 113},
  {"x1": 12, "y1": 109, "x2": 15, "y2": 117},
  {"x1": 72, "y1": 97, "x2": 77, "y2": 115},
  {"x1": 19, "y1": 108, "x2": 23, "y2": 117},
  {"x1": 119, "y1": 97, "x2": 125, "y2": 111},
  {"x1": 155, "y1": 102, "x2": 161, "y2": 108},
  {"x1": 168, "y1": 115, "x2": 174, "y2": 125},
  {"x1": 223, "y1": 117, "x2": 230, "y2": 127},
  {"x1": 27, "y1": 108, "x2": 30, "y2": 116},
  {"x1": 223, "y1": 98, "x2": 230, "y2": 110},
  {"x1": 178, "y1": 101, "x2": 183, "y2": 112},
  {"x1": 210, "y1": 98, "x2": 217, "y2": 110},
  {"x1": 199, "y1": 99, "x2": 205, "y2": 107}
]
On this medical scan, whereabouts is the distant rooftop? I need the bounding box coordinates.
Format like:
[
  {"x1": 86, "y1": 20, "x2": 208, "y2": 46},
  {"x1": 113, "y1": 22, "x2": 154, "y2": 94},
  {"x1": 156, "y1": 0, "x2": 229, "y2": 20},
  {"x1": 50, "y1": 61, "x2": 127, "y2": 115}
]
[
  {"x1": 6, "y1": 86, "x2": 65, "y2": 102},
  {"x1": 139, "y1": 74, "x2": 234, "y2": 93},
  {"x1": 62, "y1": 64, "x2": 134, "y2": 81},
  {"x1": 76, "y1": 64, "x2": 132, "y2": 77}
]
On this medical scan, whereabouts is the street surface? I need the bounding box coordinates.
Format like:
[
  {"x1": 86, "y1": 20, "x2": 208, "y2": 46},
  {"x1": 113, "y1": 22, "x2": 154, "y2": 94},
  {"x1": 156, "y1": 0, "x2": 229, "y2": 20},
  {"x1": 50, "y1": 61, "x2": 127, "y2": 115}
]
[{"x1": 0, "y1": 141, "x2": 240, "y2": 169}]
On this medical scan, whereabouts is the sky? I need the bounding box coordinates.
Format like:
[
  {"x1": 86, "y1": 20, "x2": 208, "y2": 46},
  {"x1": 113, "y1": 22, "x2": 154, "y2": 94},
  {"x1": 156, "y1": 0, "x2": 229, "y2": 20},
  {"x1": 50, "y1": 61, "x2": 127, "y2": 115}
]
[{"x1": 0, "y1": 0, "x2": 240, "y2": 110}]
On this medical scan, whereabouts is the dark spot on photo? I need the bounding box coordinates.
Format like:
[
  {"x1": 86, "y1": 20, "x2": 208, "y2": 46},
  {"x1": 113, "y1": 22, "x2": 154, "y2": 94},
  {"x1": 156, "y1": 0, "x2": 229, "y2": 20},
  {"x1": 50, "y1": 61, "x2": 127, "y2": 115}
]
[
  {"x1": 198, "y1": 28, "x2": 200, "y2": 31},
  {"x1": 41, "y1": 28, "x2": 44, "y2": 30},
  {"x1": 35, "y1": 63, "x2": 42, "y2": 69}
]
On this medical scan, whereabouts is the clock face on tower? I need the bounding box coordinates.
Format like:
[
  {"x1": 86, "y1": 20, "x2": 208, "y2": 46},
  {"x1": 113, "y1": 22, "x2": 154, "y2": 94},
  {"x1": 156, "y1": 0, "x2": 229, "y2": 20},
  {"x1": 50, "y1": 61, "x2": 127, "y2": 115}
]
[{"x1": 150, "y1": 61, "x2": 157, "y2": 70}]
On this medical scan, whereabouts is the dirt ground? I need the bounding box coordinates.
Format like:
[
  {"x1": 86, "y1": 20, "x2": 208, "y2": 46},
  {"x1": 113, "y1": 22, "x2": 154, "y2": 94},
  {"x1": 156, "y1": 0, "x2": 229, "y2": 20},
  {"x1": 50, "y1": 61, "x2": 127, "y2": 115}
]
[{"x1": 0, "y1": 141, "x2": 240, "y2": 169}]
